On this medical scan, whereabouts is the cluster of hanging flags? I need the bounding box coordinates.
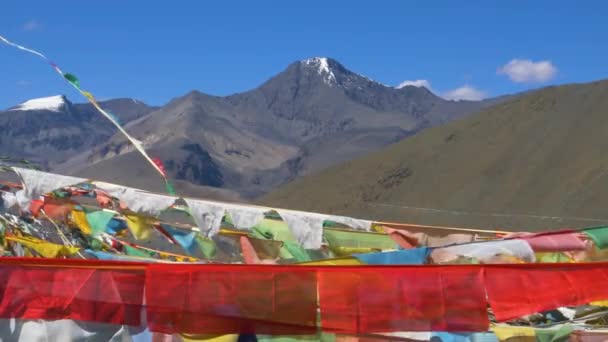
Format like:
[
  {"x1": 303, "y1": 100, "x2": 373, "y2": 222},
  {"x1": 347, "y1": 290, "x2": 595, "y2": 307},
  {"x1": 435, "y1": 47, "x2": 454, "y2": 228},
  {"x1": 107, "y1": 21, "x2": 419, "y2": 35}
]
[
  {"x1": 1, "y1": 166, "x2": 608, "y2": 341},
  {"x1": 3, "y1": 34, "x2": 608, "y2": 341}
]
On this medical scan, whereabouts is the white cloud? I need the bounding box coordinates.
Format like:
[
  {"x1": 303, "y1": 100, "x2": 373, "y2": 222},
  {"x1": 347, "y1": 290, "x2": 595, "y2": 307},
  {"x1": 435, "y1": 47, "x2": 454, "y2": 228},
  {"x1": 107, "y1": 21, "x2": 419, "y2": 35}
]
[
  {"x1": 443, "y1": 85, "x2": 487, "y2": 101},
  {"x1": 498, "y1": 59, "x2": 557, "y2": 83},
  {"x1": 396, "y1": 79, "x2": 432, "y2": 90},
  {"x1": 22, "y1": 19, "x2": 41, "y2": 31},
  {"x1": 16, "y1": 80, "x2": 31, "y2": 86}
]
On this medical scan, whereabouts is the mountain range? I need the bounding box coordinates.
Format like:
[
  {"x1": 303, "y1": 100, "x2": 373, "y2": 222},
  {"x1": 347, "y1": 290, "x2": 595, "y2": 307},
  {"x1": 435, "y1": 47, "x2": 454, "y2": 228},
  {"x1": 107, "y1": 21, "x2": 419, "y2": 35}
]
[
  {"x1": 260, "y1": 79, "x2": 608, "y2": 230},
  {"x1": 1, "y1": 57, "x2": 501, "y2": 199}
]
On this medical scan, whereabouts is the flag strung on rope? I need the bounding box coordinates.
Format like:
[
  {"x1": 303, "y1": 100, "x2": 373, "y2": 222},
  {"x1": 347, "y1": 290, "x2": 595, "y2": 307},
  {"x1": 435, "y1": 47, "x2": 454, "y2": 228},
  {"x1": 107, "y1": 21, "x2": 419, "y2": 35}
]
[{"x1": 0, "y1": 34, "x2": 172, "y2": 192}]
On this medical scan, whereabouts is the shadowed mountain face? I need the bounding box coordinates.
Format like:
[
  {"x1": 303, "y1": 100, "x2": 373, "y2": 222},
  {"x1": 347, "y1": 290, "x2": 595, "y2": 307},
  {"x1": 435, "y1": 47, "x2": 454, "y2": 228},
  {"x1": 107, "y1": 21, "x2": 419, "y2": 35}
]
[
  {"x1": 4, "y1": 58, "x2": 497, "y2": 199},
  {"x1": 259, "y1": 80, "x2": 608, "y2": 231},
  {"x1": 0, "y1": 95, "x2": 157, "y2": 169}
]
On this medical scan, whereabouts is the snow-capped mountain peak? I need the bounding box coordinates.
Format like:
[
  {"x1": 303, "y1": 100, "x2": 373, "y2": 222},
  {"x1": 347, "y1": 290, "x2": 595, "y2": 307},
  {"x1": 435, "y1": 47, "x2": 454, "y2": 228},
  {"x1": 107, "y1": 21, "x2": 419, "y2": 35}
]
[
  {"x1": 302, "y1": 57, "x2": 337, "y2": 85},
  {"x1": 9, "y1": 95, "x2": 68, "y2": 112}
]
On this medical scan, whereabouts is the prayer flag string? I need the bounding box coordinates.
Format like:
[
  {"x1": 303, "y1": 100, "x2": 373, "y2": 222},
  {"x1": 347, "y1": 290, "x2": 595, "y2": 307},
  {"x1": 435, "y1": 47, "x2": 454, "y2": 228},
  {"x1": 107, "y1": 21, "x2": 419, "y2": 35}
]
[{"x1": 0, "y1": 34, "x2": 171, "y2": 189}]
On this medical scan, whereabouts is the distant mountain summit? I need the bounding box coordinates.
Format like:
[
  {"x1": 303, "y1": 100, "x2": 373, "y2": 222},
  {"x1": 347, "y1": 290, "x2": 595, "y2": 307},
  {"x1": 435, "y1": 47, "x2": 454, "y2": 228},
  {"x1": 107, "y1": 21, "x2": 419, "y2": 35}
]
[
  {"x1": 2, "y1": 57, "x2": 499, "y2": 199},
  {"x1": 0, "y1": 96, "x2": 156, "y2": 169},
  {"x1": 7, "y1": 95, "x2": 71, "y2": 112}
]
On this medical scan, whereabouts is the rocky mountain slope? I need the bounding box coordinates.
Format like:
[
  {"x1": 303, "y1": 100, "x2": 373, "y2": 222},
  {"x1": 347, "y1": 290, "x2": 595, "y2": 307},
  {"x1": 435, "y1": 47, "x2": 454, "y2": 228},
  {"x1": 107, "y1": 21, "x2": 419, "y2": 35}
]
[
  {"x1": 260, "y1": 80, "x2": 608, "y2": 230},
  {"x1": 0, "y1": 95, "x2": 156, "y2": 169},
  {"x1": 58, "y1": 57, "x2": 495, "y2": 198}
]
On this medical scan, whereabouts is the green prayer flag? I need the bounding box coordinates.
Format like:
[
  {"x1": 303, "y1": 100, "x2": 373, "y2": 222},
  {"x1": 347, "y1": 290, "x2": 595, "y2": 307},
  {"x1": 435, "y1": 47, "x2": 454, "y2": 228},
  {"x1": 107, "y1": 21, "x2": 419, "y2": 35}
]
[
  {"x1": 252, "y1": 219, "x2": 297, "y2": 242},
  {"x1": 123, "y1": 244, "x2": 155, "y2": 258},
  {"x1": 196, "y1": 235, "x2": 216, "y2": 259},
  {"x1": 583, "y1": 226, "x2": 608, "y2": 249},
  {"x1": 324, "y1": 228, "x2": 396, "y2": 251},
  {"x1": 87, "y1": 237, "x2": 103, "y2": 251},
  {"x1": 535, "y1": 324, "x2": 573, "y2": 342},
  {"x1": 252, "y1": 219, "x2": 301, "y2": 260},
  {"x1": 85, "y1": 210, "x2": 115, "y2": 236},
  {"x1": 164, "y1": 179, "x2": 176, "y2": 195},
  {"x1": 63, "y1": 73, "x2": 80, "y2": 88},
  {"x1": 283, "y1": 241, "x2": 311, "y2": 262},
  {"x1": 536, "y1": 252, "x2": 572, "y2": 263}
]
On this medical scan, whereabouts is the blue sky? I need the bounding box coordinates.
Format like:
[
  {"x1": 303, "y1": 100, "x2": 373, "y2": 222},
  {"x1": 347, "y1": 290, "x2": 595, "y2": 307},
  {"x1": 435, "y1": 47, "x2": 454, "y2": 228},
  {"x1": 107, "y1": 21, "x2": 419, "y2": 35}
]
[{"x1": 1, "y1": 1, "x2": 607, "y2": 108}]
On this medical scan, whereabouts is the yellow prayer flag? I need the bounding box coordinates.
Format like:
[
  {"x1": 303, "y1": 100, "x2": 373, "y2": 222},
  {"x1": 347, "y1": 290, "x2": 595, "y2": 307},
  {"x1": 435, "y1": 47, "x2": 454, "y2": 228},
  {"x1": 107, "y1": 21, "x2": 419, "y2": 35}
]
[
  {"x1": 71, "y1": 209, "x2": 92, "y2": 235},
  {"x1": 300, "y1": 257, "x2": 362, "y2": 266},
  {"x1": 590, "y1": 300, "x2": 608, "y2": 306},
  {"x1": 492, "y1": 326, "x2": 535, "y2": 342},
  {"x1": 181, "y1": 334, "x2": 238, "y2": 342},
  {"x1": 81, "y1": 90, "x2": 99, "y2": 106},
  {"x1": 7, "y1": 236, "x2": 79, "y2": 258},
  {"x1": 125, "y1": 213, "x2": 153, "y2": 240}
]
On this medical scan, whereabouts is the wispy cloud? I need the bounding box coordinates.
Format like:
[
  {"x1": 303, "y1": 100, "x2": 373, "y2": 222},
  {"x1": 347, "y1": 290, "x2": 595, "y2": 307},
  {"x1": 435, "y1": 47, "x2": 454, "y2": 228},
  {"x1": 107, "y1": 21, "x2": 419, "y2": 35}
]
[
  {"x1": 443, "y1": 85, "x2": 487, "y2": 101},
  {"x1": 22, "y1": 19, "x2": 41, "y2": 31},
  {"x1": 16, "y1": 80, "x2": 32, "y2": 86},
  {"x1": 498, "y1": 59, "x2": 557, "y2": 83},
  {"x1": 396, "y1": 79, "x2": 432, "y2": 91}
]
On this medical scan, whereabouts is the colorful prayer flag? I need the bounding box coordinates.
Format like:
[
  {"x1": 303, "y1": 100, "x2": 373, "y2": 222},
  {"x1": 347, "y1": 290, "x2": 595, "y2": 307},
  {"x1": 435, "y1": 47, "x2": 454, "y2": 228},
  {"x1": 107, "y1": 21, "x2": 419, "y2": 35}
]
[
  {"x1": 85, "y1": 210, "x2": 115, "y2": 236},
  {"x1": 125, "y1": 213, "x2": 154, "y2": 240}
]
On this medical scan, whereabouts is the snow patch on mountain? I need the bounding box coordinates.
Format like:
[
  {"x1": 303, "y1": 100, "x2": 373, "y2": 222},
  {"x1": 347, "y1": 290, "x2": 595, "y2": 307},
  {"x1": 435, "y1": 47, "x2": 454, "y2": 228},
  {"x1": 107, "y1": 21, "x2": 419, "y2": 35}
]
[
  {"x1": 10, "y1": 95, "x2": 67, "y2": 112},
  {"x1": 302, "y1": 57, "x2": 337, "y2": 85}
]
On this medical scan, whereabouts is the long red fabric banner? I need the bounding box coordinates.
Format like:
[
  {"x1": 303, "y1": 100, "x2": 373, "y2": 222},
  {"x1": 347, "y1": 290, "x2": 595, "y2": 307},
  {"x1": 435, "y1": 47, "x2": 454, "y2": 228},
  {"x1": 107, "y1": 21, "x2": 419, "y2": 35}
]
[
  {"x1": 0, "y1": 264, "x2": 145, "y2": 325},
  {"x1": 485, "y1": 263, "x2": 608, "y2": 321},
  {"x1": 317, "y1": 266, "x2": 489, "y2": 333},
  {"x1": 145, "y1": 264, "x2": 318, "y2": 335},
  {"x1": 0, "y1": 258, "x2": 606, "y2": 334}
]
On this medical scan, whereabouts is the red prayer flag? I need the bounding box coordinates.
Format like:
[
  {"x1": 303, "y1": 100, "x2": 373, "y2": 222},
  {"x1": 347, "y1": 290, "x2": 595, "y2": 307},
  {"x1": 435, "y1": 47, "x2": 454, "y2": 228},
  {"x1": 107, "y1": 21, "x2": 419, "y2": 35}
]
[
  {"x1": 152, "y1": 158, "x2": 168, "y2": 178},
  {"x1": 318, "y1": 265, "x2": 489, "y2": 333},
  {"x1": 485, "y1": 263, "x2": 608, "y2": 321},
  {"x1": 29, "y1": 199, "x2": 44, "y2": 216}
]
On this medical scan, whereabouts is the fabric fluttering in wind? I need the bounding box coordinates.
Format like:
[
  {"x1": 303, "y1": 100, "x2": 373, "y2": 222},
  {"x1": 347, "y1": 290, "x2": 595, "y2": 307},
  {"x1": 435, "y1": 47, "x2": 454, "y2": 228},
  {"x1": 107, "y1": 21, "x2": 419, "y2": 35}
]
[
  {"x1": 432, "y1": 239, "x2": 536, "y2": 263},
  {"x1": 184, "y1": 199, "x2": 225, "y2": 238},
  {"x1": 318, "y1": 265, "x2": 489, "y2": 333},
  {"x1": 71, "y1": 210, "x2": 93, "y2": 235},
  {"x1": 380, "y1": 227, "x2": 474, "y2": 248},
  {"x1": 382, "y1": 227, "x2": 418, "y2": 248},
  {"x1": 0, "y1": 262, "x2": 145, "y2": 325},
  {"x1": 63, "y1": 73, "x2": 80, "y2": 88},
  {"x1": 93, "y1": 182, "x2": 176, "y2": 216},
  {"x1": 145, "y1": 263, "x2": 318, "y2": 335},
  {"x1": 354, "y1": 247, "x2": 430, "y2": 265},
  {"x1": 31, "y1": 197, "x2": 74, "y2": 220},
  {"x1": 504, "y1": 230, "x2": 587, "y2": 252},
  {"x1": 324, "y1": 228, "x2": 397, "y2": 256},
  {"x1": 485, "y1": 263, "x2": 608, "y2": 321},
  {"x1": 12, "y1": 167, "x2": 86, "y2": 209},
  {"x1": 583, "y1": 226, "x2": 608, "y2": 249},
  {"x1": 276, "y1": 210, "x2": 327, "y2": 249},
  {"x1": 239, "y1": 236, "x2": 277, "y2": 264},
  {"x1": 123, "y1": 245, "x2": 155, "y2": 259},
  {"x1": 417, "y1": 232, "x2": 475, "y2": 247},
  {"x1": 224, "y1": 204, "x2": 267, "y2": 231},
  {"x1": 124, "y1": 213, "x2": 155, "y2": 241},
  {"x1": 0, "y1": 318, "x2": 131, "y2": 342},
  {"x1": 324, "y1": 215, "x2": 372, "y2": 231},
  {"x1": 85, "y1": 210, "x2": 116, "y2": 236},
  {"x1": 491, "y1": 326, "x2": 535, "y2": 341},
  {"x1": 105, "y1": 218, "x2": 128, "y2": 235},
  {"x1": 1, "y1": 192, "x2": 17, "y2": 210},
  {"x1": 6, "y1": 235, "x2": 80, "y2": 258},
  {"x1": 159, "y1": 224, "x2": 198, "y2": 255}
]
